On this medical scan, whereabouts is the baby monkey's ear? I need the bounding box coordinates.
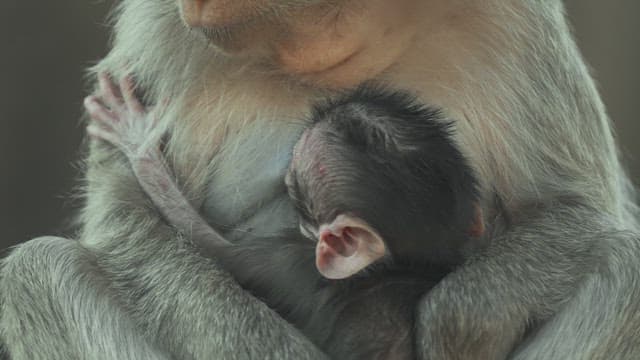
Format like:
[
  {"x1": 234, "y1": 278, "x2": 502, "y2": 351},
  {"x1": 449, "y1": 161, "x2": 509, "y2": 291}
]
[{"x1": 315, "y1": 215, "x2": 387, "y2": 280}]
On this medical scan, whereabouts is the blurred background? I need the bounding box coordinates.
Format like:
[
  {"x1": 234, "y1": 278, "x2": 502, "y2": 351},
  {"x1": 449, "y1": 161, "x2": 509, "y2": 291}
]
[{"x1": 0, "y1": 1, "x2": 638, "y2": 253}]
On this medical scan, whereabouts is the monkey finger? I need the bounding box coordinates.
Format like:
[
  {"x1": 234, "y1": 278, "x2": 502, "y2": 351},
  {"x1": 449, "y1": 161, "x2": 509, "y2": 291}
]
[
  {"x1": 85, "y1": 116, "x2": 117, "y2": 140},
  {"x1": 86, "y1": 124, "x2": 122, "y2": 148},
  {"x1": 98, "y1": 72, "x2": 124, "y2": 110},
  {"x1": 84, "y1": 96, "x2": 120, "y2": 124},
  {"x1": 120, "y1": 75, "x2": 146, "y2": 115}
]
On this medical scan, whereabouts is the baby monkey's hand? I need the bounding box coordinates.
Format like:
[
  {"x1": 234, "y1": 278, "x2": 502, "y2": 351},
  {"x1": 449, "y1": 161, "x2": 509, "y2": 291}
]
[
  {"x1": 84, "y1": 73, "x2": 164, "y2": 160},
  {"x1": 84, "y1": 72, "x2": 229, "y2": 254}
]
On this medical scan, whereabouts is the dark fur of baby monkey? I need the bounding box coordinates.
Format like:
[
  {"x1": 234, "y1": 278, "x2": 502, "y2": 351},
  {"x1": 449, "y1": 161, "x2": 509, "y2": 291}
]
[{"x1": 214, "y1": 86, "x2": 484, "y2": 359}]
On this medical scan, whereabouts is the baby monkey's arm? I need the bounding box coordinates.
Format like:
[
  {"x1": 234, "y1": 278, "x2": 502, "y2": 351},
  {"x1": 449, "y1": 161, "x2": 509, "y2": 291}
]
[{"x1": 84, "y1": 74, "x2": 230, "y2": 252}]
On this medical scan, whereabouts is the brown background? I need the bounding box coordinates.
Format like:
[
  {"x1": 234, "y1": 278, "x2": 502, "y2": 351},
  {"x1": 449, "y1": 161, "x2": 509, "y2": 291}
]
[{"x1": 1, "y1": 1, "x2": 638, "y2": 252}]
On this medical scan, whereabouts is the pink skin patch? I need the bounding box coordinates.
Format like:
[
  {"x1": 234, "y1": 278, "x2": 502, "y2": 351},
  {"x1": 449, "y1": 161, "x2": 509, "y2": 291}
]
[
  {"x1": 292, "y1": 127, "x2": 330, "y2": 179},
  {"x1": 315, "y1": 215, "x2": 387, "y2": 280},
  {"x1": 317, "y1": 164, "x2": 327, "y2": 177},
  {"x1": 320, "y1": 228, "x2": 357, "y2": 257}
]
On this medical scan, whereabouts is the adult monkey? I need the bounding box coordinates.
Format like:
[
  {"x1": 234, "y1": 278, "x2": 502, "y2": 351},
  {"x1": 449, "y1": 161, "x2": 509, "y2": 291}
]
[{"x1": 1, "y1": 0, "x2": 639, "y2": 359}]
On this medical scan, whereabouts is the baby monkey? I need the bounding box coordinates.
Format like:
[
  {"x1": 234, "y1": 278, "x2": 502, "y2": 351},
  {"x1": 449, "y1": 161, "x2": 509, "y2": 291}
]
[{"x1": 85, "y1": 75, "x2": 483, "y2": 359}]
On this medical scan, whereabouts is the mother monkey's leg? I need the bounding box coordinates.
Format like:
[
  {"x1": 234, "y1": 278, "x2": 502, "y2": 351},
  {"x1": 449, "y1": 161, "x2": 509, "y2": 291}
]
[{"x1": 1, "y1": 236, "x2": 171, "y2": 359}]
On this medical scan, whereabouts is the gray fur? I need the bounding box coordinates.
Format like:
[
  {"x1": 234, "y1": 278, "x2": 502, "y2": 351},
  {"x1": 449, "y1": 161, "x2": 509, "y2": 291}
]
[{"x1": 1, "y1": 0, "x2": 639, "y2": 359}]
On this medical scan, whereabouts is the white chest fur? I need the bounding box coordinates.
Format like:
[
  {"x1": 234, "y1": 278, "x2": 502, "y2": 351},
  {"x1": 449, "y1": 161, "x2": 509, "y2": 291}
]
[{"x1": 201, "y1": 120, "x2": 307, "y2": 242}]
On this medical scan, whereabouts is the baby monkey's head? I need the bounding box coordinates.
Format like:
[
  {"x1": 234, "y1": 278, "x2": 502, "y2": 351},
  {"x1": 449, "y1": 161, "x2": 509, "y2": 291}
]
[{"x1": 286, "y1": 86, "x2": 482, "y2": 280}]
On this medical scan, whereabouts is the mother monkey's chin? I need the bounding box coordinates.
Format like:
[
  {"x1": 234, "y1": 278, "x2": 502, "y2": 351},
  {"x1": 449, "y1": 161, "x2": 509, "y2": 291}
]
[{"x1": 178, "y1": 0, "x2": 421, "y2": 89}]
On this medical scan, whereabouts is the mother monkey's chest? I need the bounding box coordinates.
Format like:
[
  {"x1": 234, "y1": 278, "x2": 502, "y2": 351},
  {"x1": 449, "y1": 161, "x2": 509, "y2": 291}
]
[{"x1": 200, "y1": 120, "x2": 307, "y2": 242}]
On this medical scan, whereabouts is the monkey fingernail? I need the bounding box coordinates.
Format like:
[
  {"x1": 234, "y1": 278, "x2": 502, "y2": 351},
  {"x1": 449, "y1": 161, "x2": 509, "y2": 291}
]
[{"x1": 85, "y1": 97, "x2": 120, "y2": 125}]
